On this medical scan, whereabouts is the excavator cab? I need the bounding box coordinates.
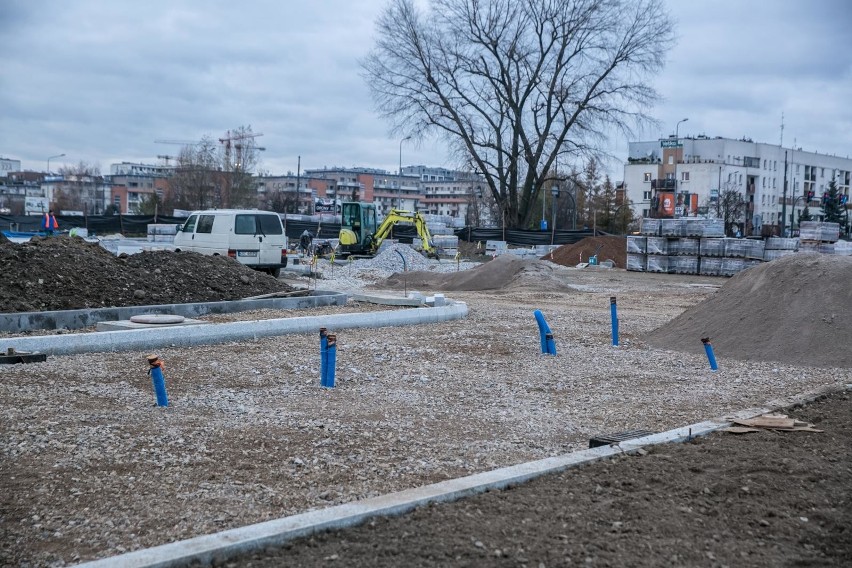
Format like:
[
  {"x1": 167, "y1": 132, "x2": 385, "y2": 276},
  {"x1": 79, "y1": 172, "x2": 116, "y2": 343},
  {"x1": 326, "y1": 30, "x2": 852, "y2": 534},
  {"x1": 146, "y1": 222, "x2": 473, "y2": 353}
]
[
  {"x1": 338, "y1": 202, "x2": 378, "y2": 256},
  {"x1": 337, "y1": 201, "x2": 439, "y2": 259}
]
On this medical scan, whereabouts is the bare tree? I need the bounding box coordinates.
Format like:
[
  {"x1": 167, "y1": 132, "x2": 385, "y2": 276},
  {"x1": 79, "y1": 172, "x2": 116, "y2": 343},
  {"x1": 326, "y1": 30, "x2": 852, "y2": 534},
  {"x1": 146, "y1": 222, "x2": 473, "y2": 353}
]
[
  {"x1": 363, "y1": 0, "x2": 673, "y2": 228},
  {"x1": 164, "y1": 137, "x2": 221, "y2": 211},
  {"x1": 717, "y1": 184, "x2": 746, "y2": 237},
  {"x1": 220, "y1": 125, "x2": 264, "y2": 208},
  {"x1": 56, "y1": 162, "x2": 103, "y2": 213}
]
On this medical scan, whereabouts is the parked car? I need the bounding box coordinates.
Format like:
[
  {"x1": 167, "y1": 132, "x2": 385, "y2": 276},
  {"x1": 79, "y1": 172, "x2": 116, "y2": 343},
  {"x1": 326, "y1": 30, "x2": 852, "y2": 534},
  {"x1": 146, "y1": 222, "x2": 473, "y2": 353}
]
[{"x1": 174, "y1": 209, "x2": 288, "y2": 277}]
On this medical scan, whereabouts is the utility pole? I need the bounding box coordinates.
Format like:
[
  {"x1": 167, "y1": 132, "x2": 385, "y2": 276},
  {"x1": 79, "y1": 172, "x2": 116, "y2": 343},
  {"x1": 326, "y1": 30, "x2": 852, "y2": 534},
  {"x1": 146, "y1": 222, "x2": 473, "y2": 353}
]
[{"x1": 781, "y1": 150, "x2": 788, "y2": 237}]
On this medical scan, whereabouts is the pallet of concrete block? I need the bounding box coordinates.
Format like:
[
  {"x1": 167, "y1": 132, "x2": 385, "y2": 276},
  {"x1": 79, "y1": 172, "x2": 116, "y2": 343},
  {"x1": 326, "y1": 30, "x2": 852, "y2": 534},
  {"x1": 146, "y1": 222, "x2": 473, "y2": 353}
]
[
  {"x1": 485, "y1": 240, "x2": 507, "y2": 255},
  {"x1": 432, "y1": 234, "x2": 459, "y2": 248},
  {"x1": 427, "y1": 223, "x2": 454, "y2": 235},
  {"x1": 763, "y1": 248, "x2": 797, "y2": 261},
  {"x1": 661, "y1": 218, "x2": 685, "y2": 237},
  {"x1": 744, "y1": 239, "x2": 766, "y2": 260},
  {"x1": 699, "y1": 257, "x2": 722, "y2": 276},
  {"x1": 764, "y1": 237, "x2": 798, "y2": 251},
  {"x1": 640, "y1": 218, "x2": 661, "y2": 236},
  {"x1": 799, "y1": 241, "x2": 820, "y2": 253},
  {"x1": 724, "y1": 238, "x2": 748, "y2": 258},
  {"x1": 671, "y1": 238, "x2": 699, "y2": 256},
  {"x1": 742, "y1": 259, "x2": 762, "y2": 271},
  {"x1": 645, "y1": 236, "x2": 668, "y2": 255},
  {"x1": 535, "y1": 244, "x2": 559, "y2": 257},
  {"x1": 799, "y1": 221, "x2": 840, "y2": 242},
  {"x1": 627, "y1": 253, "x2": 646, "y2": 271},
  {"x1": 700, "y1": 218, "x2": 725, "y2": 237},
  {"x1": 720, "y1": 257, "x2": 745, "y2": 276},
  {"x1": 646, "y1": 254, "x2": 669, "y2": 273},
  {"x1": 669, "y1": 255, "x2": 698, "y2": 274},
  {"x1": 700, "y1": 238, "x2": 725, "y2": 257},
  {"x1": 834, "y1": 240, "x2": 852, "y2": 256},
  {"x1": 626, "y1": 235, "x2": 647, "y2": 253},
  {"x1": 818, "y1": 243, "x2": 836, "y2": 255},
  {"x1": 147, "y1": 223, "x2": 178, "y2": 242}
]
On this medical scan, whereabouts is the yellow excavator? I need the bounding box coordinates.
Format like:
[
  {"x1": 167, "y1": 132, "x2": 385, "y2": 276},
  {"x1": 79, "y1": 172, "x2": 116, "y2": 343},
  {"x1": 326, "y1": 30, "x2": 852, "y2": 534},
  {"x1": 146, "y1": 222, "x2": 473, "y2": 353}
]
[{"x1": 337, "y1": 202, "x2": 439, "y2": 258}]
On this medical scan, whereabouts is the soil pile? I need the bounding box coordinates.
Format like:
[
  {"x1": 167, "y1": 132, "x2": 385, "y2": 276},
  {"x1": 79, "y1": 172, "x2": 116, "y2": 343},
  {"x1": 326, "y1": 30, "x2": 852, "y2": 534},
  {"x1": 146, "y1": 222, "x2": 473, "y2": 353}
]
[
  {"x1": 646, "y1": 253, "x2": 852, "y2": 367},
  {"x1": 0, "y1": 236, "x2": 293, "y2": 313},
  {"x1": 374, "y1": 255, "x2": 575, "y2": 292},
  {"x1": 544, "y1": 235, "x2": 626, "y2": 268}
]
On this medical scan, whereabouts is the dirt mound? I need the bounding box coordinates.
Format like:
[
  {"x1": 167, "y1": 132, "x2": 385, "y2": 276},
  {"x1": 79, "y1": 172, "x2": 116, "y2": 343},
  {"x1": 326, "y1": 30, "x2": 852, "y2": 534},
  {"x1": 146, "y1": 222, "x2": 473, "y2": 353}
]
[
  {"x1": 645, "y1": 254, "x2": 852, "y2": 368},
  {"x1": 373, "y1": 255, "x2": 575, "y2": 292},
  {"x1": 544, "y1": 235, "x2": 626, "y2": 268},
  {"x1": 0, "y1": 236, "x2": 293, "y2": 313}
]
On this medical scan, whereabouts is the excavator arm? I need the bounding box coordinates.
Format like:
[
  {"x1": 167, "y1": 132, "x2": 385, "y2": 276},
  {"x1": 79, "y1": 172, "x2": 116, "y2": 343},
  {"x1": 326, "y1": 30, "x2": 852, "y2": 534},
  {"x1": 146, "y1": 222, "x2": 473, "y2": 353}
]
[{"x1": 370, "y1": 209, "x2": 439, "y2": 258}]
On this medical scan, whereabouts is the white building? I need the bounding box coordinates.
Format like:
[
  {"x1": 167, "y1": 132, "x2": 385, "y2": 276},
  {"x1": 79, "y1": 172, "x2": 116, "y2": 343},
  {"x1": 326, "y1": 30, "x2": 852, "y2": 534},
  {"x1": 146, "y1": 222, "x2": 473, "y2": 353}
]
[
  {"x1": 623, "y1": 135, "x2": 851, "y2": 236},
  {"x1": 1, "y1": 157, "x2": 22, "y2": 178}
]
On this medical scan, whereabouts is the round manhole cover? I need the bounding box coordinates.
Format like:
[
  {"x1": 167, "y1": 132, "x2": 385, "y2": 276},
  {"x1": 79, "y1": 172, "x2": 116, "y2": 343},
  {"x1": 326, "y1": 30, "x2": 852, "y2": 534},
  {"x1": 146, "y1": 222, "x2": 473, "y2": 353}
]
[{"x1": 129, "y1": 314, "x2": 186, "y2": 324}]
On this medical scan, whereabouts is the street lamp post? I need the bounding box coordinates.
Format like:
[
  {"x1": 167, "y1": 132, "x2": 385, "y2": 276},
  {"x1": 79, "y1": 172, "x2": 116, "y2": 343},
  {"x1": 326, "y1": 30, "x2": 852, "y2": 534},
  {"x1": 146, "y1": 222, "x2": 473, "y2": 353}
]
[
  {"x1": 398, "y1": 136, "x2": 411, "y2": 210},
  {"x1": 674, "y1": 118, "x2": 688, "y2": 216},
  {"x1": 550, "y1": 184, "x2": 560, "y2": 245},
  {"x1": 46, "y1": 153, "x2": 65, "y2": 175}
]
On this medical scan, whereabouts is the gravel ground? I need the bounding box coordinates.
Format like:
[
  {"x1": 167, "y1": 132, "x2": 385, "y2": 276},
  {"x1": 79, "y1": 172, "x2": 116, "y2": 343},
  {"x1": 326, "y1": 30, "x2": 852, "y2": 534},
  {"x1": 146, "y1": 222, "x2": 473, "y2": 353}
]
[{"x1": 1, "y1": 258, "x2": 850, "y2": 566}]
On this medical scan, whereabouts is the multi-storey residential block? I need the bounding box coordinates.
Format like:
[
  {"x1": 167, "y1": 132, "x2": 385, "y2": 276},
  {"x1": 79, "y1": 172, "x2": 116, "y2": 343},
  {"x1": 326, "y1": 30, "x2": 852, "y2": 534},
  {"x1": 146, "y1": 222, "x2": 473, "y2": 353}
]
[{"x1": 623, "y1": 135, "x2": 851, "y2": 236}]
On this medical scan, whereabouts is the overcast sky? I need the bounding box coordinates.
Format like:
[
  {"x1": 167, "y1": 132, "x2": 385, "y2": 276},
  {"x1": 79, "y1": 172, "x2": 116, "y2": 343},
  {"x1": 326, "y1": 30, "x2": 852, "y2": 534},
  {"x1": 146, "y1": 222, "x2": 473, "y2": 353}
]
[{"x1": 2, "y1": 0, "x2": 850, "y2": 180}]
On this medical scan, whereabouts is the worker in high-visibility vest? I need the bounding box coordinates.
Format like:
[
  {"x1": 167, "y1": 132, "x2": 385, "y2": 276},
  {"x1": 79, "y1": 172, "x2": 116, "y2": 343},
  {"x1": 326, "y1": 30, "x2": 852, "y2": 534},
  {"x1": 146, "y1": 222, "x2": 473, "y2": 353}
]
[{"x1": 43, "y1": 210, "x2": 58, "y2": 236}]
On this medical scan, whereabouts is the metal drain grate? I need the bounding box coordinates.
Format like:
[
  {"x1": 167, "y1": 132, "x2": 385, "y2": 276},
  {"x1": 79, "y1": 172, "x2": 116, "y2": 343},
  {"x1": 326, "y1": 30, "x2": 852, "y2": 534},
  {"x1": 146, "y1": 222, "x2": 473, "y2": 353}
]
[{"x1": 588, "y1": 429, "x2": 656, "y2": 448}]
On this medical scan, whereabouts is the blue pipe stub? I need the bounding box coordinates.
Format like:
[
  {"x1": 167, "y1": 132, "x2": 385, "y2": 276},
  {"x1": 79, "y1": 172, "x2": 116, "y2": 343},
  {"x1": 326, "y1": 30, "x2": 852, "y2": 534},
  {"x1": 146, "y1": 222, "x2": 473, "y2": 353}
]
[{"x1": 533, "y1": 310, "x2": 556, "y2": 355}]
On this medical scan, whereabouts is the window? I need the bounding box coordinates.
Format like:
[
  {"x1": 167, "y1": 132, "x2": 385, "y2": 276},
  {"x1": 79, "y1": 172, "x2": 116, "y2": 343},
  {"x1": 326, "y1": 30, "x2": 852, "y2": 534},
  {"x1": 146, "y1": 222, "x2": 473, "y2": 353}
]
[
  {"x1": 196, "y1": 215, "x2": 215, "y2": 234},
  {"x1": 643, "y1": 190, "x2": 652, "y2": 200},
  {"x1": 643, "y1": 172, "x2": 652, "y2": 182},
  {"x1": 681, "y1": 171, "x2": 689, "y2": 181},
  {"x1": 668, "y1": 156, "x2": 674, "y2": 165},
  {"x1": 642, "y1": 209, "x2": 650, "y2": 217},
  {"x1": 763, "y1": 159, "x2": 767, "y2": 169},
  {"x1": 182, "y1": 214, "x2": 198, "y2": 233}
]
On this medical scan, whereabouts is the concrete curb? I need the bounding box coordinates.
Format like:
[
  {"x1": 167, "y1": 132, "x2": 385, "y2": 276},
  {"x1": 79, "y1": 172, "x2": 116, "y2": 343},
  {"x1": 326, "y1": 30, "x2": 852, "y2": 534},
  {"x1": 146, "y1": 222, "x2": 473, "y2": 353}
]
[
  {"x1": 0, "y1": 291, "x2": 347, "y2": 333},
  {"x1": 3, "y1": 301, "x2": 468, "y2": 356},
  {"x1": 74, "y1": 382, "x2": 848, "y2": 568}
]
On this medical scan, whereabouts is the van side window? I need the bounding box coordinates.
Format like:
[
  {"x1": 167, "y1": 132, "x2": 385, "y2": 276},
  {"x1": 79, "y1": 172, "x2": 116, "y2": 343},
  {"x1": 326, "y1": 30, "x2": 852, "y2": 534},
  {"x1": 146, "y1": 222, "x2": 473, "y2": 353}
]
[
  {"x1": 182, "y1": 215, "x2": 198, "y2": 233},
  {"x1": 196, "y1": 215, "x2": 215, "y2": 234},
  {"x1": 257, "y1": 214, "x2": 283, "y2": 235},
  {"x1": 235, "y1": 215, "x2": 258, "y2": 234}
]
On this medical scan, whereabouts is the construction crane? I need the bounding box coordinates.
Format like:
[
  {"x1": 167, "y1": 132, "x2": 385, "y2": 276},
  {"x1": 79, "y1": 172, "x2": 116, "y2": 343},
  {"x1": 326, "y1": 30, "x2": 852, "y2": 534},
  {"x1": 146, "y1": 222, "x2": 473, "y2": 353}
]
[
  {"x1": 219, "y1": 130, "x2": 264, "y2": 170},
  {"x1": 154, "y1": 139, "x2": 204, "y2": 146},
  {"x1": 157, "y1": 154, "x2": 177, "y2": 165}
]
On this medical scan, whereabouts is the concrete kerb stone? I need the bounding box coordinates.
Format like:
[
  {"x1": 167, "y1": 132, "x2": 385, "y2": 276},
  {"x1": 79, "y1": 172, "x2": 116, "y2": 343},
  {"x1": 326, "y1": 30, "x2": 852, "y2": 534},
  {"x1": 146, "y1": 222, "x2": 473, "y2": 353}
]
[
  {"x1": 74, "y1": 382, "x2": 849, "y2": 568},
  {"x1": 3, "y1": 301, "x2": 469, "y2": 356},
  {"x1": 0, "y1": 290, "x2": 348, "y2": 333}
]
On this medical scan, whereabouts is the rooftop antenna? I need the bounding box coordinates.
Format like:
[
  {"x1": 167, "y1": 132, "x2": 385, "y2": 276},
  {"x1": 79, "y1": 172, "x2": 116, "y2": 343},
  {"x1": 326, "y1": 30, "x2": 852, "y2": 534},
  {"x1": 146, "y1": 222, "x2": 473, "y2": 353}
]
[{"x1": 780, "y1": 112, "x2": 784, "y2": 147}]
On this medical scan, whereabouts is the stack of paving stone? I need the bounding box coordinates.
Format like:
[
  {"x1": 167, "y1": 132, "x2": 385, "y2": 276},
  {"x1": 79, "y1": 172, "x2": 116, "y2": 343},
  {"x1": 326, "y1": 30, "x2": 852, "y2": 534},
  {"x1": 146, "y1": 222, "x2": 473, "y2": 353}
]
[
  {"x1": 799, "y1": 221, "x2": 841, "y2": 254},
  {"x1": 414, "y1": 234, "x2": 459, "y2": 256},
  {"x1": 763, "y1": 237, "x2": 799, "y2": 261},
  {"x1": 629, "y1": 217, "x2": 767, "y2": 277}
]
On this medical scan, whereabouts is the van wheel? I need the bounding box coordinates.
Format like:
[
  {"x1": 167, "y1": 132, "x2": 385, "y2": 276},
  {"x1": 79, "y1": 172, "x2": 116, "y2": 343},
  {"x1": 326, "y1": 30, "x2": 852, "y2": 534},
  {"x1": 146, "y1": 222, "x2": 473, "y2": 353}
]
[{"x1": 270, "y1": 268, "x2": 281, "y2": 278}]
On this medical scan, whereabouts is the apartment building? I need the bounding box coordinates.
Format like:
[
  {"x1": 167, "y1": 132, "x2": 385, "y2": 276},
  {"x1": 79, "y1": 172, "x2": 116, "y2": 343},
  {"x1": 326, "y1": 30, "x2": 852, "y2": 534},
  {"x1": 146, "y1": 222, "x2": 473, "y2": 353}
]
[{"x1": 623, "y1": 135, "x2": 851, "y2": 236}]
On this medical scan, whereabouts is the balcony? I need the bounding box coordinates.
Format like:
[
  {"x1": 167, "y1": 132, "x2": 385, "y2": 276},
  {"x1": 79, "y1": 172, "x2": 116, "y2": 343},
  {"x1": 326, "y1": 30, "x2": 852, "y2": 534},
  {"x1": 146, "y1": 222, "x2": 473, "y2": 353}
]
[{"x1": 650, "y1": 178, "x2": 675, "y2": 190}]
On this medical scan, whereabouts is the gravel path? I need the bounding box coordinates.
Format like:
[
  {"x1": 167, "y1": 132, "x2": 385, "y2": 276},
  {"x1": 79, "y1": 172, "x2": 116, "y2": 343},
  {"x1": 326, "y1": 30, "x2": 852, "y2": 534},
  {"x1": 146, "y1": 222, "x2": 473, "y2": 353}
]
[{"x1": 1, "y1": 262, "x2": 849, "y2": 566}]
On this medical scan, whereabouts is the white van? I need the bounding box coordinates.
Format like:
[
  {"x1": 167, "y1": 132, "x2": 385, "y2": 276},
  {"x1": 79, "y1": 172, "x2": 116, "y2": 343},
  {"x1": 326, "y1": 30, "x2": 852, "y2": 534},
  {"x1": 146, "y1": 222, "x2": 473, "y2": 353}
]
[{"x1": 174, "y1": 209, "x2": 288, "y2": 277}]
